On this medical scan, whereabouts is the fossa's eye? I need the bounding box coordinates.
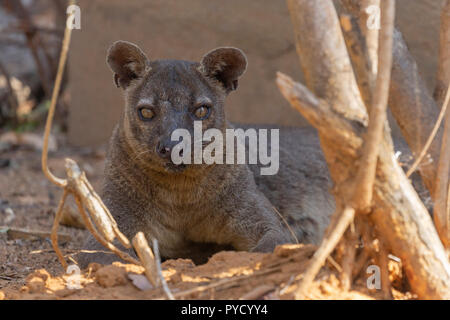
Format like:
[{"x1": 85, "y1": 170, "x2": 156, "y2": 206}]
[
  {"x1": 193, "y1": 105, "x2": 210, "y2": 120},
  {"x1": 138, "y1": 107, "x2": 155, "y2": 120}
]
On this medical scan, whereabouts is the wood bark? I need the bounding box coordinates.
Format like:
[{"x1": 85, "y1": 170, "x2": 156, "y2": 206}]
[
  {"x1": 340, "y1": 0, "x2": 443, "y2": 197},
  {"x1": 339, "y1": 14, "x2": 374, "y2": 107},
  {"x1": 351, "y1": 0, "x2": 395, "y2": 212},
  {"x1": 389, "y1": 30, "x2": 443, "y2": 195},
  {"x1": 278, "y1": 73, "x2": 450, "y2": 299},
  {"x1": 284, "y1": 0, "x2": 450, "y2": 299},
  {"x1": 339, "y1": 0, "x2": 379, "y2": 77},
  {"x1": 435, "y1": 0, "x2": 450, "y2": 106},
  {"x1": 434, "y1": 85, "x2": 450, "y2": 248},
  {"x1": 434, "y1": 0, "x2": 450, "y2": 248}
]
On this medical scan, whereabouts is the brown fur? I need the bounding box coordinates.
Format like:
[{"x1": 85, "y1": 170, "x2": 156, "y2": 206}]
[{"x1": 77, "y1": 41, "x2": 335, "y2": 267}]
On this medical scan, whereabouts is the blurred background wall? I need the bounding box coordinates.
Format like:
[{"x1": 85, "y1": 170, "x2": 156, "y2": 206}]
[{"x1": 67, "y1": 0, "x2": 444, "y2": 146}]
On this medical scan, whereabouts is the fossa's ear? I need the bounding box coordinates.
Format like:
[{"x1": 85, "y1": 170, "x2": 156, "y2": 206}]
[
  {"x1": 106, "y1": 41, "x2": 150, "y2": 89},
  {"x1": 199, "y1": 47, "x2": 247, "y2": 93}
]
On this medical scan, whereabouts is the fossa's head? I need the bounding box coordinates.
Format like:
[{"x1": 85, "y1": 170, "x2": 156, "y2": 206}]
[{"x1": 107, "y1": 40, "x2": 247, "y2": 173}]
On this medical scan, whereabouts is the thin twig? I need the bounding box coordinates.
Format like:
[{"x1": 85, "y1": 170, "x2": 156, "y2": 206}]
[
  {"x1": 51, "y1": 189, "x2": 69, "y2": 269},
  {"x1": 38, "y1": 0, "x2": 139, "y2": 270},
  {"x1": 41, "y1": 1, "x2": 75, "y2": 188},
  {"x1": 273, "y1": 206, "x2": 299, "y2": 244},
  {"x1": 295, "y1": 206, "x2": 355, "y2": 298},
  {"x1": 152, "y1": 239, "x2": 175, "y2": 300},
  {"x1": 132, "y1": 232, "x2": 157, "y2": 287},
  {"x1": 352, "y1": 0, "x2": 396, "y2": 212},
  {"x1": 339, "y1": 13, "x2": 375, "y2": 107},
  {"x1": 172, "y1": 265, "x2": 282, "y2": 299},
  {"x1": 0, "y1": 60, "x2": 18, "y2": 121},
  {"x1": 434, "y1": 0, "x2": 450, "y2": 106},
  {"x1": 239, "y1": 285, "x2": 274, "y2": 300},
  {"x1": 327, "y1": 256, "x2": 343, "y2": 273},
  {"x1": 406, "y1": 84, "x2": 449, "y2": 177},
  {"x1": 433, "y1": 83, "x2": 450, "y2": 248},
  {"x1": 377, "y1": 238, "x2": 393, "y2": 299},
  {"x1": 340, "y1": 226, "x2": 357, "y2": 291}
]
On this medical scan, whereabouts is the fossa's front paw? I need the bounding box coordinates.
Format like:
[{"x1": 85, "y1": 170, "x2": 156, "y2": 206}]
[{"x1": 251, "y1": 231, "x2": 291, "y2": 253}]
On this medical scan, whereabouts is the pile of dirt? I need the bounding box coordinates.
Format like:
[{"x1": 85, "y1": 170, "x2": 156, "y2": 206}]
[
  {"x1": 0, "y1": 244, "x2": 412, "y2": 300},
  {"x1": 1, "y1": 243, "x2": 414, "y2": 300}
]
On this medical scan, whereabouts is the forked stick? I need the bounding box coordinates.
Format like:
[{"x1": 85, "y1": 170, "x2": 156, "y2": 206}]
[{"x1": 42, "y1": 0, "x2": 140, "y2": 269}]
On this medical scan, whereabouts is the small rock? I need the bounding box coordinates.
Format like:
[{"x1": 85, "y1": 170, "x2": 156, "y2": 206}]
[
  {"x1": 95, "y1": 265, "x2": 128, "y2": 288},
  {"x1": 25, "y1": 269, "x2": 51, "y2": 294},
  {"x1": 87, "y1": 262, "x2": 102, "y2": 274},
  {"x1": 60, "y1": 199, "x2": 85, "y2": 229},
  {"x1": 3, "y1": 207, "x2": 15, "y2": 224},
  {"x1": 128, "y1": 273, "x2": 153, "y2": 291},
  {"x1": 0, "y1": 158, "x2": 10, "y2": 168},
  {"x1": 54, "y1": 288, "x2": 76, "y2": 298}
]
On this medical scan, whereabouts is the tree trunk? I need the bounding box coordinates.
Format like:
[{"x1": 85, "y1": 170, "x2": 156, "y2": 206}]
[
  {"x1": 435, "y1": 0, "x2": 450, "y2": 106},
  {"x1": 284, "y1": 0, "x2": 450, "y2": 299}
]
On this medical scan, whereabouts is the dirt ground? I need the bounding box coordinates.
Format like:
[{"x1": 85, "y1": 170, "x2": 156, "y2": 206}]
[{"x1": 0, "y1": 138, "x2": 414, "y2": 300}]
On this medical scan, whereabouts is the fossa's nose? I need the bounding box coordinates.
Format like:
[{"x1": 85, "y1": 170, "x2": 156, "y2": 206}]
[
  {"x1": 156, "y1": 141, "x2": 183, "y2": 160},
  {"x1": 156, "y1": 141, "x2": 171, "y2": 159}
]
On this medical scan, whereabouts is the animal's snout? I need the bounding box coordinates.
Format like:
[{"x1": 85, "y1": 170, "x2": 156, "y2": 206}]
[
  {"x1": 156, "y1": 140, "x2": 183, "y2": 160},
  {"x1": 156, "y1": 141, "x2": 171, "y2": 159}
]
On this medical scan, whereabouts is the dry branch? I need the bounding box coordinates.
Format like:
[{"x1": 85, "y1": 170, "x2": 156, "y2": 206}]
[
  {"x1": 351, "y1": 0, "x2": 395, "y2": 212},
  {"x1": 406, "y1": 88, "x2": 450, "y2": 178},
  {"x1": 42, "y1": 1, "x2": 141, "y2": 270},
  {"x1": 434, "y1": 84, "x2": 450, "y2": 248},
  {"x1": 152, "y1": 239, "x2": 175, "y2": 300},
  {"x1": 294, "y1": 206, "x2": 355, "y2": 296},
  {"x1": 132, "y1": 232, "x2": 158, "y2": 287},
  {"x1": 239, "y1": 285, "x2": 274, "y2": 300},
  {"x1": 4, "y1": 226, "x2": 71, "y2": 242},
  {"x1": 277, "y1": 72, "x2": 450, "y2": 299},
  {"x1": 339, "y1": 14, "x2": 375, "y2": 107},
  {"x1": 376, "y1": 237, "x2": 393, "y2": 299},
  {"x1": 388, "y1": 30, "x2": 443, "y2": 195},
  {"x1": 435, "y1": 0, "x2": 450, "y2": 106},
  {"x1": 287, "y1": 0, "x2": 368, "y2": 126},
  {"x1": 340, "y1": 0, "x2": 443, "y2": 198},
  {"x1": 51, "y1": 189, "x2": 70, "y2": 269},
  {"x1": 68, "y1": 161, "x2": 139, "y2": 266},
  {"x1": 340, "y1": 226, "x2": 357, "y2": 291},
  {"x1": 359, "y1": 0, "x2": 380, "y2": 75}
]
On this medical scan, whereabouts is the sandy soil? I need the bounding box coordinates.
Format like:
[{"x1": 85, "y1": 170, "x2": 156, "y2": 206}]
[{"x1": 0, "y1": 144, "x2": 413, "y2": 300}]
